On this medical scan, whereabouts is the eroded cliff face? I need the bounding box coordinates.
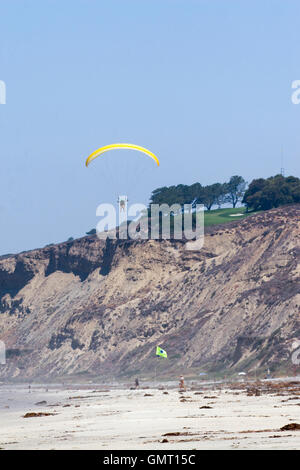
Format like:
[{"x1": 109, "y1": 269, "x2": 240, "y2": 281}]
[{"x1": 0, "y1": 206, "x2": 299, "y2": 381}]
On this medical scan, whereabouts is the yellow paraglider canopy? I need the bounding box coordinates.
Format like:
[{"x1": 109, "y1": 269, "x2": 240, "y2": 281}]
[{"x1": 85, "y1": 143, "x2": 159, "y2": 167}]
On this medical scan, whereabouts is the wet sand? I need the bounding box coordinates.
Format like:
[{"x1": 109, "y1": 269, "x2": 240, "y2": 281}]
[{"x1": 0, "y1": 380, "x2": 300, "y2": 449}]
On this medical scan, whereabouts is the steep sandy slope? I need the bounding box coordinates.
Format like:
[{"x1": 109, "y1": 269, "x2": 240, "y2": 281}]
[{"x1": 0, "y1": 205, "x2": 299, "y2": 381}]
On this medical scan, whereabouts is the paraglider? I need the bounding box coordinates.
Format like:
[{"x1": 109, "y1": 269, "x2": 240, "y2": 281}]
[{"x1": 85, "y1": 143, "x2": 160, "y2": 167}]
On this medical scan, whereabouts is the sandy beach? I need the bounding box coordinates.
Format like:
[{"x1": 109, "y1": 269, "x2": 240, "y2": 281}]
[{"x1": 0, "y1": 379, "x2": 300, "y2": 450}]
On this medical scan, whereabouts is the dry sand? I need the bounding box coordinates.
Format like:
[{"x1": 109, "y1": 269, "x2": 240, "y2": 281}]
[{"x1": 0, "y1": 380, "x2": 300, "y2": 450}]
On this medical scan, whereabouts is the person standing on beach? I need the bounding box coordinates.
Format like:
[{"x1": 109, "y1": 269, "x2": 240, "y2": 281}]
[
  {"x1": 178, "y1": 375, "x2": 186, "y2": 391},
  {"x1": 135, "y1": 378, "x2": 139, "y2": 389}
]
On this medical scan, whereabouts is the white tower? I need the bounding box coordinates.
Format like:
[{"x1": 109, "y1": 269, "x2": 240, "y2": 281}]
[{"x1": 118, "y1": 195, "x2": 128, "y2": 239}]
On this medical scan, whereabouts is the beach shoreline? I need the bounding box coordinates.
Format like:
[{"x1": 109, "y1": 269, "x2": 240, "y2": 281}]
[{"x1": 1, "y1": 378, "x2": 300, "y2": 450}]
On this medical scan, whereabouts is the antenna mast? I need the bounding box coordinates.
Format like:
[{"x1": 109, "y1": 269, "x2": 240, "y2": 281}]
[{"x1": 280, "y1": 147, "x2": 285, "y2": 176}]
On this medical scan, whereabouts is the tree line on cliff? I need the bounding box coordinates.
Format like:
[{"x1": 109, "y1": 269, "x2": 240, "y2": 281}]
[
  {"x1": 85, "y1": 174, "x2": 300, "y2": 236},
  {"x1": 149, "y1": 174, "x2": 300, "y2": 212}
]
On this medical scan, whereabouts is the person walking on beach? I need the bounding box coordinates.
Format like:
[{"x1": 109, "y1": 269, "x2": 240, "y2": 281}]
[{"x1": 135, "y1": 378, "x2": 139, "y2": 389}]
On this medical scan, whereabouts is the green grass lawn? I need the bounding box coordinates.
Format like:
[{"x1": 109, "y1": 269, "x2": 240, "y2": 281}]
[
  {"x1": 204, "y1": 206, "x2": 253, "y2": 226},
  {"x1": 140, "y1": 206, "x2": 259, "y2": 234}
]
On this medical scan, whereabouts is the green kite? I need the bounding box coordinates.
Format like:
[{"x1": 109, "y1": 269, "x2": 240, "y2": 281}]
[{"x1": 156, "y1": 346, "x2": 167, "y2": 358}]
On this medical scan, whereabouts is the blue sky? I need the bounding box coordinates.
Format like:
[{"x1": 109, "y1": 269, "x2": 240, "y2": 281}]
[{"x1": 0, "y1": 0, "x2": 300, "y2": 254}]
